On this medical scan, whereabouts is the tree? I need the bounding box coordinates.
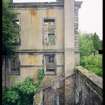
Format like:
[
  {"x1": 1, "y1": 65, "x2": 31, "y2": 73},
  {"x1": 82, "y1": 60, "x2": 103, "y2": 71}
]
[
  {"x1": 79, "y1": 32, "x2": 102, "y2": 56},
  {"x1": 2, "y1": 0, "x2": 19, "y2": 57},
  {"x1": 2, "y1": 0, "x2": 20, "y2": 89},
  {"x1": 91, "y1": 33, "x2": 102, "y2": 53},
  {"x1": 79, "y1": 33, "x2": 94, "y2": 56},
  {"x1": 79, "y1": 32, "x2": 102, "y2": 77}
]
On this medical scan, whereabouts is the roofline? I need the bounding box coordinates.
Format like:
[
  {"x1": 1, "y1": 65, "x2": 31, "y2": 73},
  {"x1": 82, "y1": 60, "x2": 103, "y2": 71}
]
[
  {"x1": 12, "y1": 1, "x2": 82, "y2": 8},
  {"x1": 12, "y1": 2, "x2": 64, "y2": 8}
]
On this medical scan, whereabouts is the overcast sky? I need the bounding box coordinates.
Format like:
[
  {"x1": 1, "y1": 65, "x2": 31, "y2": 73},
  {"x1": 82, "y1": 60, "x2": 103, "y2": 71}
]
[
  {"x1": 77, "y1": 0, "x2": 102, "y2": 40},
  {"x1": 13, "y1": 0, "x2": 102, "y2": 40}
]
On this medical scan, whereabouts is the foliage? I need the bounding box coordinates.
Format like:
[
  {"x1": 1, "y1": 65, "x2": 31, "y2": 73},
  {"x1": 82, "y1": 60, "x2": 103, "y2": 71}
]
[
  {"x1": 91, "y1": 33, "x2": 102, "y2": 51},
  {"x1": 79, "y1": 33, "x2": 95, "y2": 56},
  {"x1": 2, "y1": 89, "x2": 20, "y2": 105},
  {"x1": 2, "y1": 0, "x2": 19, "y2": 56},
  {"x1": 17, "y1": 78, "x2": 40, "y2": 94},
  {"x1": 38, "y1": 68, "x2": 45, "y2": 81},
  {"x1": 79, "y1": 32, "x2": 102, "y2": 77},
  {"x1": 80, "y1": 55, "x2": 102, "y2": 76},
  {"x1": 2, "y1": 69, "x2": 45, "y2": 105}
]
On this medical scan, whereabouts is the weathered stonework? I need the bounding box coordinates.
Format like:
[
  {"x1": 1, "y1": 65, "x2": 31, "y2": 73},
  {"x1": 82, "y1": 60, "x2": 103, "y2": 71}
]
[
  {"x1": 3, "y1": 0, "x2": 83, "y2": 105},
  {"x1": 74, "y1": 66, "x2": 103, "y2": 105},
  {"x1": 74, "y1": 1, "x2": 82, "y2": 66},
  {"x1": 3, "y1": 1, "x2": 103, "y2": 105},
  {"x1": 33, "y1": 90, "x2": 43, "y2": 105},
  {"x1": 33, "y1": 66, "x2": 103, "y2": 105},
  {"x1": 64, "y1": 0, "x2": 75, "y2": 103}
]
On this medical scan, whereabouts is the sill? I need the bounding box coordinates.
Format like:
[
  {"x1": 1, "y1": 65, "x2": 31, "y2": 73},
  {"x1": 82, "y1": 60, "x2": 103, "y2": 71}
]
[
  {"x1": 8, "y1": 72, "x2": 20, "y2": 75},
  {"x1": 45, "y1": 72, "x2": 56, "y2": 75}
]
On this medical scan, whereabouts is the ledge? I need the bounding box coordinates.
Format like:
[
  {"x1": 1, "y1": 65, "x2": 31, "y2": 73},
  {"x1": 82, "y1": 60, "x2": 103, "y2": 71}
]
[
  {"x1": 75, "y1": 66, "x2": 103, "y2": 89},
  {"x1": 16, "y1": 49, "x2": 64, "y2": 53},
  {"x1": 16, "y1": 49, "x2": 80, "y2": 53},
  {"x1": 12, "y1": 2, "x2": 64, "y2": 8}
]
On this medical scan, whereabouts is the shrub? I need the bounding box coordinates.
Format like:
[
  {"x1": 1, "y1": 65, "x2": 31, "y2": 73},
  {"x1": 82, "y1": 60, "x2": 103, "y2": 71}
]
[
  {"x1": 2, "y1": 68, "x2": 45, "y2": 105},
  {"x1": 2, "y1": 89, "x2": 20, "y2": 105},
  {"x1": 80, "y1": 55, "x2": 102, "y2": 77}
]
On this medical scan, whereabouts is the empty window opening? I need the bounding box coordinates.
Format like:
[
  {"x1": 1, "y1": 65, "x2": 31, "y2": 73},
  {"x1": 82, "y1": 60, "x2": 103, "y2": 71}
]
[
  {"x1": 9, "y1": 55, "x2": 20, "y2": 75},
  {"x1": 43, "y1": 18, "x2": 56, "y2": 45},
  {"x1": 43, "y1": 54, "x2": 56, "y2": 74}
]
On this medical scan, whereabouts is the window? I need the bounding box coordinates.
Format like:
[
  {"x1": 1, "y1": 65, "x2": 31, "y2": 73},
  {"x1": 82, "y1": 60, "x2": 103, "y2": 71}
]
[
  {"x1": 44, "y1": 54, "x2": 56, "y2": 74},
  {"x1": 13, "y1": 18, "x2": 21, "y2": 45},
  {"x1": 15, "y1": 19, "x2": 20, "y2": 25},
  {"x1": 43, "y1": 18, "x2": 56, "y2": 45},
  {"x1": 48, "y1": 54, "x2": 55, "y2": 63},
  {"x1": 10, "y1": 55, "x2": 20, "y2": 75}
]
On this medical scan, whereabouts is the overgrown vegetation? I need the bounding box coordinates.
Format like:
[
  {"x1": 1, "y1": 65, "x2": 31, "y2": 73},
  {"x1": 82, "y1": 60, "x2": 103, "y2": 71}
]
[
  {"x1": 79, "y1": 32, "x2": 102, "y2": 77},
  {"x1": 2, "y1": 1, "x2": 45, "y2": 104},
  {"x1": 2, "y1": 68, "x2": 45, "y2": 105},
  {"x1": 2, "y1": 0, "x2": 19, "y2": 56}
]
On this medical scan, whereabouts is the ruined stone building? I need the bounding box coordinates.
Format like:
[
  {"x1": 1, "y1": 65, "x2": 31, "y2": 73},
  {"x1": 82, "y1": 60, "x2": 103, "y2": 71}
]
[
  {"x1": 3, "y1": 0, "x2": 82, "y2": 104},
  {"x1": 10, "y1": 0, "x2": 82, "y2": 83},
  {"x1": 2, "y1": 0, "x2": 103, "y2": 105}
]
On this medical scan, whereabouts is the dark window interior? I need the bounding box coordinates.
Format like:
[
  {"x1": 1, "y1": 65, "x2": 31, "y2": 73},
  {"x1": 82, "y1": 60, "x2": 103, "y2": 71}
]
[
  {"x1": 47, "y1": 54, "x2": 55, "y2": 63},
  {"x1": 44, "y1": 54, "x2": 56, "y2": 73},
  {"x1": 47, "y1": 69, "x2": 55, "y2": 72},
  {"x1": 44, "y1": 19, "x2": 55, "y2": 22},
  {"x1": 11, "y1": 55, "x2": 20, "y2": 75},
  {"x1": 43, "y1": 18, "x2": 56, "y2": 45}
]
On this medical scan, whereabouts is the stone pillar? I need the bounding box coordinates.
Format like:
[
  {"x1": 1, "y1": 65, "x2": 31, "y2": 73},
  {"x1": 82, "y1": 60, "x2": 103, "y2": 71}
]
[
  {"x1": 64, "y1": 0, "x2": 75, "y2": 104},
  {"x1": 74, "y1": 4, "x2": 80, "y2": 66},
  {"x1": 74, "y1": 1, "x2": 82, "y2": 66}
]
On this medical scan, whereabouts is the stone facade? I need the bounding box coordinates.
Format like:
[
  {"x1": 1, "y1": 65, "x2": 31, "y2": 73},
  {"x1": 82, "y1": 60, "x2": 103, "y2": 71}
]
[
  {"x1": 3, "y1": 0, "x2": 82, "y2": 105},
  {"x1": 12, "y1": 4, "x2": 65, "y2": 86}
]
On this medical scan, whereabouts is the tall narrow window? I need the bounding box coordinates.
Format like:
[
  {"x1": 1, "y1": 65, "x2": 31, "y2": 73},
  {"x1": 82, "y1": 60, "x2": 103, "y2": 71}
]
[
  {"x1": 44, "y1": 54, "x2": 56, "y2": 74},
  {"x1": 13, "y1": 18, "x2": 21, "y2": 45},
  {"x1": 10, "y1": 55, "x2": 20, "y2": 75},
  {"x1": 43, "y1": 18, "x2": 56, "y2": 45}
]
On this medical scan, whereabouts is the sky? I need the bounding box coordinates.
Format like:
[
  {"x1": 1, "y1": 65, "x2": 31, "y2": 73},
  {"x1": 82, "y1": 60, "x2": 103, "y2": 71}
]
[
  {"x1": 76, "y1": 0, "x2": 102, "y2": 40},
  {"x1": 13, "y1": 0, "x2": 103, "y2": 40}
]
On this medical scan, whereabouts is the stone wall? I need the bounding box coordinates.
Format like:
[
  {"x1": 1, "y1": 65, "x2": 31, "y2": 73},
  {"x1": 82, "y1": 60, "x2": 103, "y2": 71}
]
[
  {"x1": 74, "y1": 66, "x2": 103, "y2": 105},
  {"x1": 33, "y1": 66, "x2": 103, "y2": 105},
  {"x1": 9, "y1": 6, "x2": 64, "y2": 86},
  {"x1": 2, "y1": 57, "x2": 11, "y2": 88}
]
